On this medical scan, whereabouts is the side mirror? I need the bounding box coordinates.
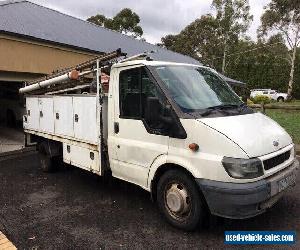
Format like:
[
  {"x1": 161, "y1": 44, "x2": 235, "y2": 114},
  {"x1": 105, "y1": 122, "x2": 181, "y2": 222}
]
[
  {"x1": 145, "y1": 97, "x2": 187, "y2": 139},
  {"x1": 145, "y1": 97, "x2": 173, "y2": 126},
  {"x1": 145, "y1": 97, "x2": 161, "y2": 124}
]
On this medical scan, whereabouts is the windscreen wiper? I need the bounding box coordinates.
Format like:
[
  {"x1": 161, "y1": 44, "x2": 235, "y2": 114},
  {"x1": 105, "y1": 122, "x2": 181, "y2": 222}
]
[
  {"x1": 238, "y1": 102, "x2": 247, "y2": 111},
  {"x1": 199, "y1": 104, "x2": 241, "y2": 117}
]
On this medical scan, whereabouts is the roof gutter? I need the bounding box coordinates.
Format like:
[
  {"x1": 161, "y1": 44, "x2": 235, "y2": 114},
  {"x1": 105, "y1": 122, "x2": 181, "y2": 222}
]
[{"x1": 0, "y1": 30, "x2": 104, "y2": 55}]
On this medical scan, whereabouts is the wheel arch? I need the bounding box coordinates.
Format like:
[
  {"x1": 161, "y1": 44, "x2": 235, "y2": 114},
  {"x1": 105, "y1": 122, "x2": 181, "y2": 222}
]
[
  {"x1": 149, "y1": 162, "x2": 198, "y2": 202},
  {"x1": 37, "y1": 138, "x2": 62, "y2": 158},
  {"x1": 277, "y1": 96, "x2": 284, "y2": 101}
]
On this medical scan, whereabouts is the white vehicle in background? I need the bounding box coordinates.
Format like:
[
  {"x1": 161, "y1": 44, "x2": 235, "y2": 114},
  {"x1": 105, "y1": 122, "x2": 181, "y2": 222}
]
[
  {"x1": 21, "y1": 50, "x2": 298, "y2": 231},
  {"x1": 250, "y1": 89, "x2": 288, "y2": 102}
]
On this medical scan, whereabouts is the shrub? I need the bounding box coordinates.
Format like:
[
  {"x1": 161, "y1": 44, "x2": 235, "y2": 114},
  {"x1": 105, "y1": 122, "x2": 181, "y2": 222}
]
[
  {"x1": 247, "y1": 99, "x2": 254, "y2": 105},
  {"x1": 251, "y1": 95, "x2": 271, "y2": 104}
]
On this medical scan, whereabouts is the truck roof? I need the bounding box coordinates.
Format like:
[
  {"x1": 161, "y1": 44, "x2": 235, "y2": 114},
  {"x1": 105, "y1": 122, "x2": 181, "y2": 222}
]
[
  {"x1": 112, "y1": 59, "x2": 246, "y2": 86},
  {"x1": 113, "y1": 59, "x2": 202, "y2": 69}
]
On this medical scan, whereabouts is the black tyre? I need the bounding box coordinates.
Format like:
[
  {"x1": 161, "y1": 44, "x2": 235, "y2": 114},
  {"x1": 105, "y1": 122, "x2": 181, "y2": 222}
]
[
  {"x1": 38, "y1": 142, "x2": 57, "y2": 172},
  {"x1": 277, "y1": 97, "x2": 284, "y2": 102},
  {"x1": 156, "y1": 169, "x2": 206, "y2": 231}
]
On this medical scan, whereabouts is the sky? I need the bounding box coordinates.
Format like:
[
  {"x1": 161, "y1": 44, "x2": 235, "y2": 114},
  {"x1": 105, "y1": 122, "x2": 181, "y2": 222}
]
[{"x1": 29, "y1": 0, "x2": 270, "y2": 44}]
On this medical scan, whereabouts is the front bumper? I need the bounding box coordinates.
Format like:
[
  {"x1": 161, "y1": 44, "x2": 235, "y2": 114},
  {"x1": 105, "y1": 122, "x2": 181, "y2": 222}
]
[{"x1": 196, "y1": 159, "x2": 299, "y2": 219}]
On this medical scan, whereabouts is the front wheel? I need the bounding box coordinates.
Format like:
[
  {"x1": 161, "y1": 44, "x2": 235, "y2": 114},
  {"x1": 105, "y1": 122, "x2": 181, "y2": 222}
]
[{"x1": 156, "y1": 169, "x2": 206, "y2": 231}]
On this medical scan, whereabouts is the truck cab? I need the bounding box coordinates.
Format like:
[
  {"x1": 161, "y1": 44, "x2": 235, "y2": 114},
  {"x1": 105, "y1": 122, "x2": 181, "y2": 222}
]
[
  {"x1": 108, "y1": 60, "x2": 298, "y2": 229},
  {"x1": 23, "y1": 55, "x2": 299, "y2": 231}
]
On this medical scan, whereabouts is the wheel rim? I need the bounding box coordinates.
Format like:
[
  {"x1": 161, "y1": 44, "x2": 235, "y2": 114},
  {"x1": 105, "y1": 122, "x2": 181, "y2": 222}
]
[{"x1": 164, "y1": 182, "x2": 191, "y2": 221}]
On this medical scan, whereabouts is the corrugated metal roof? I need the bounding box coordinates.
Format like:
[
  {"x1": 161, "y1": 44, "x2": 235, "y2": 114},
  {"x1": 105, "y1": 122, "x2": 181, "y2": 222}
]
[
  {"x1": 0, "y1": 0, "x2": 200, "y2": 64},
  {"x1": 0, "y1": 0, "x2": 25, "y2": 6}
]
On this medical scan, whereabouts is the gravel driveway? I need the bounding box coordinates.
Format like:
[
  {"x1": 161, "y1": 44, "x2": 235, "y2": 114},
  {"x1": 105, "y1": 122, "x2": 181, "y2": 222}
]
[{"x1": 0, "y1": 153, "x2": 299, "y2": 249}]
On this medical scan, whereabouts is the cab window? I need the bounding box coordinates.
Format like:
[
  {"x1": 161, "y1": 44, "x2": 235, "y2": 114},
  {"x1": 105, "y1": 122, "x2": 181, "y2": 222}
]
[
  {"x1": 119, "y1": 67, "x2": 166, "y2": 132},
  {"x1": 119, "y1": 67, "x2": 140, "y2": 118}
]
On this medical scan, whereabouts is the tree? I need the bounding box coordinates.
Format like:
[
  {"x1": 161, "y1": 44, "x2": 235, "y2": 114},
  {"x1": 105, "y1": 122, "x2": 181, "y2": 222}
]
[
  {"x1": 212, "y1": 0, "x2": 253, "y2": 73},
  {"x1": 161, "y1": 15, "x2": 223, "y2": 67},
  {"x1": 225, "y1": 36, "x2": 291, "y2": 93},
  {"x1": 87, "y1": 14, "x2": 106, "y2": 27},
  {"x1": 108, "y1": 8, "x2": 143, "y2": 37},
  {"x1": 87, "y1": 8, "x2": 143, "y2": 38},
  {"x1": 259, "y1": 0, "x2": 300, "y2": 98}
]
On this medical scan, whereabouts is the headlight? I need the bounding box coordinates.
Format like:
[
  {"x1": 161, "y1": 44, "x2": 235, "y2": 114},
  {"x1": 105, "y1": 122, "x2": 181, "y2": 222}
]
[{"x1": 222, "y1": 157, "x2": 264, "y2": 179}]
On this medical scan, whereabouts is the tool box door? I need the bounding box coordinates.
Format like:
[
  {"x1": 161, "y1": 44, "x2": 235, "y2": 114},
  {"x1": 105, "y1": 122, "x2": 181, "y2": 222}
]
[
  {"x1": 39, "y1": 97, "x2": 54, "y2": 134},
  {"x1": 54, "y1": 96, "x2": 74, "y2": 137},
  {"x1": 73, "y1": 96, "x2": 97, "y2": 144},
  {"x1": 25, "y1": 97, "x2": 39, "y2": 131}
]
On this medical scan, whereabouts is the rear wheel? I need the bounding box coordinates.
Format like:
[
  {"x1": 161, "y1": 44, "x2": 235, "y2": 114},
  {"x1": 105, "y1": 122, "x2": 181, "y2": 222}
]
[
  {"x1": 277, "y1": 97, "x2": 284, "y2": 102},
  {"x1": 156, "y1": 169, "x2": 206, "y2": 231},
  {"x1": 38, "y1": 142, "x2": 57, "y2": 172}
]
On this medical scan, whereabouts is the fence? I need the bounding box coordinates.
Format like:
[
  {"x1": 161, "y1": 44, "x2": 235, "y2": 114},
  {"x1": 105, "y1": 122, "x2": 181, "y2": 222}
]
[{"x1": 249, "y1": 104, "x2": 300, "y2": 114}]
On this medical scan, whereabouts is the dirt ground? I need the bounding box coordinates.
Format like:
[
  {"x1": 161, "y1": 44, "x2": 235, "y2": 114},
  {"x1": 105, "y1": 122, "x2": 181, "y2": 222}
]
[
  {"x1": 0, "y1": 126, "x2": 24, "y2": 154},
  {"x1": 0, "y1": 153, "x2": 299, "y2": 249}
]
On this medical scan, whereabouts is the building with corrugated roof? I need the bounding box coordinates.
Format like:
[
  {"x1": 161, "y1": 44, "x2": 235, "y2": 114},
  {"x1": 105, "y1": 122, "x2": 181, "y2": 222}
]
[
  {"x1": 0, "y1": 0, "x2": 199, "y2": 125},
  {"x1": 0, "y1": 0, "x2": 199, "y2": 80}
]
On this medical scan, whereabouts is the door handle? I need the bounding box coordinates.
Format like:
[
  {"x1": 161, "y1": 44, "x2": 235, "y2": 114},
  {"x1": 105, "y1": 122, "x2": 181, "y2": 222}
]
[
  {"x1": 114, "y1": 122, "x2": 119, "y2": 134},
  {"x1": 74, "y1": 114, "x2": 79, "y2": 122}
]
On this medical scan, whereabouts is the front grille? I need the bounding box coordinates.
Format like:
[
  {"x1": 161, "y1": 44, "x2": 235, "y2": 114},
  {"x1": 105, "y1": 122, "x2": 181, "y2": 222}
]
[{"x1": 263, "y1": 150, "x2": 291, "y2": 170}]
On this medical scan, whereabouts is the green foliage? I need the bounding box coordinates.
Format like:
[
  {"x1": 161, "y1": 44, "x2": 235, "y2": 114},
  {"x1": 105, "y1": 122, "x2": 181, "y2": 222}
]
[
  {"x1": 87, "y1": 8, "x2": 143, "y2": 38},
  {"x1": 212, "y1": 0, "x2": 253, "y2": 73},
  {"x1": 87, "y1": 14, "x2": 106, "y2": 27},
  {"x1": 212, "y1": 0, "x2": 253, "y2": 39},
  {"x1": 161, "y1": 15, "x2": 222, "y2": 65},
  {"x1": 160, "y1": 0, "x2": 300, "y2": 99},
  {"x1": 224, "y1": 36, "x2": 295, "y2": 95},
  {"x1": 161, "y1": 0, "x2": 253, "y2": 72},
  {"x1": 247, "y1": 98, "x2": 254, "y2": 105},
  {"x1": 259, "y1": 0, "x2": 300, "y2": 37},
  {"x1": 266, "y1": 109, "x2": 300, "y2": 144},
  {"x1": 251, "y1": 95, "x2": 272, "y2": 104},
  {"x1": 259, "y1": 0, "x2": 300, "y2": 97}
]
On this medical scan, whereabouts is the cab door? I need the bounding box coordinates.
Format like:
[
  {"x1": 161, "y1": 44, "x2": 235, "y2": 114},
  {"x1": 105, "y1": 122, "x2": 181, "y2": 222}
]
[{"x1": 110, "y1": 66, "x2": 169, "y2": 188}]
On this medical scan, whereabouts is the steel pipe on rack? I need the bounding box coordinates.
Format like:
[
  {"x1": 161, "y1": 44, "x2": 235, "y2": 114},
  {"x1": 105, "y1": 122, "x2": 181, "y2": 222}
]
[
  {"x1": 19, "y1": 70, "x2": 79, "y2": 94},
  {"x1": 24, "y1": 49, "x2": 125, "y2": 87}
]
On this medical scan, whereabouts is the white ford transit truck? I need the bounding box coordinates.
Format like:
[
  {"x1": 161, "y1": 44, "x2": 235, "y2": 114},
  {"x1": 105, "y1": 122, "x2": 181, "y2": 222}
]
[{"x1": 21, "y1": 50, "x2": 299, "y2": 231}]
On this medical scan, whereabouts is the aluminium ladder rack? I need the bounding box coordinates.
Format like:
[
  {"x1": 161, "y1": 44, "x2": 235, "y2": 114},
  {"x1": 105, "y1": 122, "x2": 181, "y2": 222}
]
[{"x1": 20, "y1": 49, "x2": 125, "y2": 95}]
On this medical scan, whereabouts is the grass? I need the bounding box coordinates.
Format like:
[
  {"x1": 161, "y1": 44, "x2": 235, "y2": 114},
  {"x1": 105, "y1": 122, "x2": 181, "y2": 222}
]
[
  {"x1": 266, "y1": 109, "x2": 300, "y2": 145},
  {"x1": 247, "y1": 99, "x2": 300, "y2": 107},
  {"x1": 275, "y1": 100, "x2": 300, "y2": 106}
]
